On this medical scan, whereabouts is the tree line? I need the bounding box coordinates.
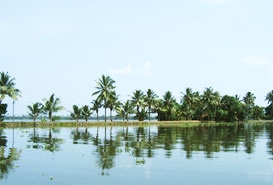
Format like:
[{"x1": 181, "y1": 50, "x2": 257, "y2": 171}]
[{"x1": 1, "y1": 72, "x2": 273, "y2": 123}]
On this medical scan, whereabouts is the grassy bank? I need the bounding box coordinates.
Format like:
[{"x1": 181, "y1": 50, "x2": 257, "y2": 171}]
[{"x1": 0, "y1": 120, "x2": 271, "y2": 128}]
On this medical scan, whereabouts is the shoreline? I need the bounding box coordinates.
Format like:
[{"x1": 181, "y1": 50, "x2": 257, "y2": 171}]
[{"x1": 0, "y1": 120, "x2": 271, "y2": 128}]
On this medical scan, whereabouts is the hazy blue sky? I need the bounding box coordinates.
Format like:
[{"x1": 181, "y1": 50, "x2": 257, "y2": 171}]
[{"x1": 1, "y1": 0, "x2": 273, "y2": 116}]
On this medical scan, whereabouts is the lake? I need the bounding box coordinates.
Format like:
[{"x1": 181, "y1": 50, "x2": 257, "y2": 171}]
[{"x1": 0, "y1": 123, "x2": 273, "y2": 185}]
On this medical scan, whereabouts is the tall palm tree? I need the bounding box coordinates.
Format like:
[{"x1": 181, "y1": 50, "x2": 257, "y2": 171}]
[
  {"x1": 70, "y1": 105, "x2": 82, "y2": 123},
  {"x1": 91, "y1": 99, "x2": 102, "y2": 122},
  {"x1": 131, "y1": 90, "x2": 146, "y2": 121},
  {"x1": 27, "y1": 102, "x2": 44, "y2": 123},
  {"x1": 43, "y1": 94, "x2": 65, "y2": 122},
  {"x1": 162, "y1": 91, "x2": 176, "y2": 121},
  {"x1": 145, "y1": 89, "x2": 158, "y2": 121},
  {"x1": 81, "y1": 105, "x2": 92, "y2": 122},
  {"x1": 92, "y1": 75, "x2": 116, "y2": 122},
  {"x1": 243, "y1": 92, "x2": 256, "y2": 121}
]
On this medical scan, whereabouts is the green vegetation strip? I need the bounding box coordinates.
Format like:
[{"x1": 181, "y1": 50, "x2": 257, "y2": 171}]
[{"x1": 0, "y1": 120, "x2": 270, "y2": 128}]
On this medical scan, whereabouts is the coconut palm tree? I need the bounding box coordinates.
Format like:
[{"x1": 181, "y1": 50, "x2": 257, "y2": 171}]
[
  {"x1": 201, "y1": 87, "x2": 221, "y2": 121},
  {"x1": 70, "y1": 105, "x2": 82, "y2": 123},
  {"x1": 181, "y1": 88, "x2": 200, "y2": 120},
  {"x1": 92, "y1": 75, "x2": 116, "y2": 122},
  {"x1": 0, "y1": 72, "x2": 21, "y2": 121},
  {"x1": 81, "y1": 105, "x2": 92, "y2": 122},
  {"x1": 91, "y1": 99, "x2": 102, "y2": 122},
  {"x1": 145, "y1": 89, "x2": 158, "y2": 121},
  {"x1": 162, "y1": 91, "x2": 176, "y2": 121},
  {"x1": 27, "y1": 102, "x2": 44, "y2": 123},
  {"x1": 131, "y1": 90, "x2": 146, "y2": 121},
  {"x1": 43, "y1": 94, "x2": 65, "y2": 122},
  {"x1": 265, "y1": 90, "x2": 273, "y2": 119},
  {"x1": 243, "y1": 92, "x2": 256, "y2": 121},
  {"x1": 0, "y1": 72, "x2": 21, "y2": 103},
  {"x1": 107, "y1": 91, "x2": 120, "y2": 122}
]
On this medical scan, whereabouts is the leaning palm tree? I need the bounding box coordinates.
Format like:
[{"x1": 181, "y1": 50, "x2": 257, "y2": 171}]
[
  {"x1": 43, "y1": 94, "x2": 65, "y2": 122},
  {"x1": 92, "y1": 75, "x2": 116, "y2": 122},
  {"x1": 27, "y1": 102, "x2": 44, "y2": 123},
  {"x1": 81, "y1": 105, "x2": 92, "y2": 122},
  {"x1": 91, "y1": 99, "x2": 102, "y2": 122},
  {"x1": 0, "y1": 72, "x2": 21, "y2": 103},
  {"x1": 70, "y1": 105, "x2": 82, "y2": 123},
  {"x1": 145, "y1": 89, "x2": 158, "y2": 121},
  {"x1": 0, "y1": 72, "x2": 21, "y2": 121}
]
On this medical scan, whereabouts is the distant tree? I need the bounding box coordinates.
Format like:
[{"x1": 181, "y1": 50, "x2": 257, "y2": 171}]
[
  {"x1": 81, "y1": 105, "x2": 92, "y2": 122},
  {"x1": 0, "y1": 72, "x2": 21, "y2": 121},
  {"x1": 162, "y1": 91, "x2": 176, "y2": 121},
  {"x1": 70, "y1": 105, "x2": 82, "y2": 123},
  {"x1": 265, "y1": 90, "x2": 273, "y2": 119},
  {"x1": 145, "y1": 89, "x2": 158, "y2": 121},
  {"x1": 91, "y1": 99, "x2": 102, "y2": 122},
  {"x1": 243, "y1": 92, "x2": 256, "y2": 121},
  {"x1": 201, "y1": 87, "x2": 221, "y2": 121},
  {"x1": 107, "y1": 91, "x2": 120, "y2": 122},
  {"x1": 131, "y1": 90, "x2": 146, "y2": 121},
  {"x1": 27, "y1": 102, "x2": 44, "y2": 123},
  {"x1": 116, "y1": 100, "x2": 134, "y2": 122},
  {"x1": 43, "y1": 94, "x2": 65, "y2": 122},
  {"x1": 181, "y1": 88, "x2": 200, "y2": 120},
  {"x1": 252, "y1": 105, "x2": 265, "y2": 120},
  {"x1": 92, "y1": 75, "x2": 116, "y2": 122}
]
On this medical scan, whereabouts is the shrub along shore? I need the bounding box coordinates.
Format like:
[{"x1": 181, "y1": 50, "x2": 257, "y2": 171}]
[{"x1": 0, "y1": 120, "x2": 269, "y2": 128}]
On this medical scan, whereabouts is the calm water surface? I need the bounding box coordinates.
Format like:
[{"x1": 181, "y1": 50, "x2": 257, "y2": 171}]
[{"x1": 0, "y1": 123, "x2": 273, "y2": 185}]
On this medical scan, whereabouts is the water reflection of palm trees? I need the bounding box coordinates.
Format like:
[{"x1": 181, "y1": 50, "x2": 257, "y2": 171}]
[
  {"x1": 28, "y1": 128, "x2": 64, "y2": 152},
  {"x1": 68, "y1": 123, "x2": 273, "y2": 175},
  {"x1": 0, "y1": 129, "x2": 21, "y2": 179}
]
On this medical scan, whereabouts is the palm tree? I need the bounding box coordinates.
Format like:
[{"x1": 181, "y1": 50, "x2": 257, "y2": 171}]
[
  {"x1": 131, "y1": 90, "x2": 146, "y2": 121},
  {"x1": 70, "y1": 105, "x2": 82, "y2": 123},
  {"x1": 162, "y1": 91, "x2": 176, "y2": 121},
  {"x1": 243, "y1": 92, "x2": 256, "y2": 121},
  {"x1": 265, "y1": 90, "x2": 273, "y2": 119},
  {"x1": 81, "y1": 105, "x2": 92, "y2": 122},
  {"x1": 0, "y1": 72, "x2": 21, "y2": 103},
  {"x1": 0, "y1": 72, "x2": 21, "y2": 121},
  {"x1": 145, "y1": 89, "x2": 158, "y2": 121},
  {"x1": 91, "y1": 99, "x2": 102, "y2": 122},
  {"x1": 92, "y1": 75, "x2": 116, "y2": 122},
  {"x1": 27, "y1": 102, "x2": 44, "y2": 123},
  {"x1": 43, "y1": 94, "x2": 65, "y2": 122},
  {"x1": 201, "y1": 87, "x2": 221, "y2": 121},
  {"x1": 107, "y1": 91, "x2": 120, "y2": 122},
  {"x1": 181, "y1": 88, "x2": 200, "y2": 120}
]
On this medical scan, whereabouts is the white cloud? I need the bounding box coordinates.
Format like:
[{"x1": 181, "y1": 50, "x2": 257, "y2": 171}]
[
  {"x1": 242, "y1": 55, "x2": 270, "y2": 67},
  {"x1": 109, "y1": 62, "x2": 153, "y2": 77},
  {"x1": 203, "y1": 0, "x2": 233, "y2": 5},
  {"x1": 109, "y1": 66, "x2": 133, "y2": 76}
]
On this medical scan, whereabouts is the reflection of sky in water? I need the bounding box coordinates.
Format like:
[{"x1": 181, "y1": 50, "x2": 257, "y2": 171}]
[{"x1": 0, "y1": 124, "x2": 273, "y2": 185}]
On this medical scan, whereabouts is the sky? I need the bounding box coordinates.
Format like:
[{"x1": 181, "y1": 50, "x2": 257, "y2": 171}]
[{"x1": 1, "y1": 0, "x2": 273, "y2": 116}]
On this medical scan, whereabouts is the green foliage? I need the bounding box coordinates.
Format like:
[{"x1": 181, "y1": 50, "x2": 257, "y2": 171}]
[
  {"x1": 0, "y1": 104, "x2": 7, "y2": 122},
  {"x1": 27, "y1": 102, "x2": 44, "y2": 123},
  {"x1": 43, "y1": 94, "x2": 65, "y2": 122}
]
